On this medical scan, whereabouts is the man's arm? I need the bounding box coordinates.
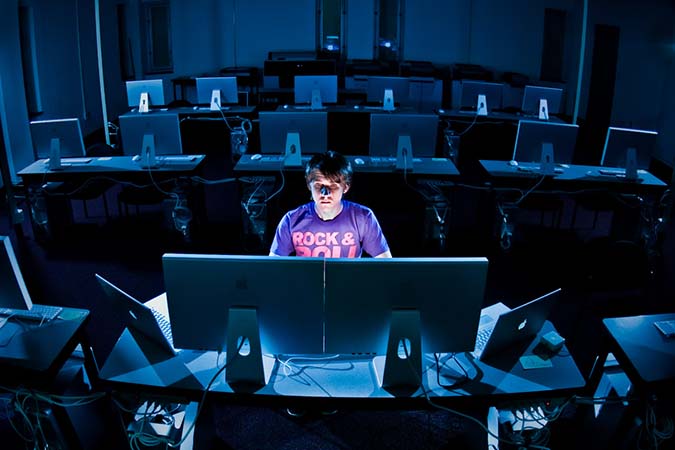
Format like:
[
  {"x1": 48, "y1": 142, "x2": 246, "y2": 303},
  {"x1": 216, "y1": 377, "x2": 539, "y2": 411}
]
[{"x1": 374, "y1": 249, "x2": 392, "y2": 258}]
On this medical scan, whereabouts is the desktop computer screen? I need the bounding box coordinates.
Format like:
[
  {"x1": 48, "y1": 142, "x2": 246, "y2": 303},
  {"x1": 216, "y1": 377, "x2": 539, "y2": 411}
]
[
  {"x1": 324, "y1": 257, "x2": 489, "y2": 354},
  {"x1": 125, "y1": 79, "x2": 166, "y2": 109},
  {"x1": 294, "y1": 75, "x2": 338, "y2": 106},
  {"x1": 258, "y1": 111, "x2": 328, "y2": 155},
  {"x1": 460, "y1": 80, "x2": 504, "y2": 113},
  {"x1": 601, "y1": 126, "x2": 657, "y2": 169},
  {"x1": 162, "y1": 254, "x2": 325, "y2": 354},
  {"x1": 119, "y1": 112, "x2": 183, "y2": 157},
  {"x1": 512, "y1": 120, "x2": 579, "y2": 164},
  {"x1": 369, "y1": 113, "x2": 438, "y2": 158},
  {"x1": 30, "y1": 118, "x2": 86, "y2": 160},
  {"x1": 521, "y1": 85, "x2": 563, "y2": 116},
  {"x1": 195, "y1": 76, "x2": 239, "y2": 106},
  {"x1": 0, "y1": 236, "x2": 34, "y2": 310},
  {"x1": 366, "y1": 76, "x2": 411, "y2": 106}
]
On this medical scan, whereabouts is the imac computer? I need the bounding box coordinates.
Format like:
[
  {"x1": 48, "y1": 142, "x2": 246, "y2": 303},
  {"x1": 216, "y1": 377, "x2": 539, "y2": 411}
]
[
  {"x1": 600, "y1": 127, "x2": 657, "y2": 179},
  {"x1": 324, "y1": 257, "x2": 488, "y2": 355},
  {"x1": 258, "y1": 111, "x2": 328, "y2": 167},
  {"x1": 162, "y1": 254, "x2": 325, "y2": 385},
  {"x1": 294, "y1": 75, "x2": 338, "y2": 109},
  {"x1": 459, "y1": 80, "x2": 504, "y2": 115},
  {"x1": 369, "y1": 113, "x2": 438, "y2": 169},
  {"x1": 521, "y1": 85, "x2": 563, "y2": 120},
  {"x1": 119, "y1": 112, "x2": 183, "y2": 167},
  {"x1": 195, "y1": 76, "x2": 238, "y2": 110},
  {"x1": 324, "y1": 257, "x2": 488, "y2": 387},
  {"x1": 30, "y1": 118, "x2": 88, "y2": 170},
  {"x1": 125, "y1": 79, "x2": 166, "y2": 112},
  {"x1": 366, "y1": 76, "x2": 411, "y2": 111},
  {"x1": 512, "y1": 120, "x2": 579, "y2": 173}
]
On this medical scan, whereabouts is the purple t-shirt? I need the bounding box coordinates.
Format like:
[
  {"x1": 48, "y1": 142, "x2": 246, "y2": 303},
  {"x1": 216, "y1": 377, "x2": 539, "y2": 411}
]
[{"x1": 270, "y1": 200, "x2": 389, "y2": 258}]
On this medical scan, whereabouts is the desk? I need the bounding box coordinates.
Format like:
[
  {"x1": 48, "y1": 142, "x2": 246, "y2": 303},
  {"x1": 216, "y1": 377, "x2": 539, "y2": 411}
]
[
  {"x1": 17, "y1": 156, "x2": 206, "y2": 242},
  {"x1": 235, "y1": 154, "x2": 458, "y2": 176},
  {"x1": 602, "y1": 313, "x2": 675, "y2": 393},
  {"x1": 98, "y1": 294, "x2": 584, "y2": 406},
  {"x1": 479, "y1": 160, "x2": 667, "y2": 243},
  {"x1": 0, "y1": 307, "x2": 89, "y2": 386}
]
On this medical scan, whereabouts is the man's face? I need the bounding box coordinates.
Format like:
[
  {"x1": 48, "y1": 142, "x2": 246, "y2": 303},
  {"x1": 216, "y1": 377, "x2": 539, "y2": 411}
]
[{"x1": 308, "y1": 172, "x2": 349, "y2": 217}]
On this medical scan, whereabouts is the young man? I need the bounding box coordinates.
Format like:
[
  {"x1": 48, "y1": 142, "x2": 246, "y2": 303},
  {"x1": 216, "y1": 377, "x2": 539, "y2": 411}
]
[{"x1": 269, "y1": 151, "x2": 392, "y2": 258}]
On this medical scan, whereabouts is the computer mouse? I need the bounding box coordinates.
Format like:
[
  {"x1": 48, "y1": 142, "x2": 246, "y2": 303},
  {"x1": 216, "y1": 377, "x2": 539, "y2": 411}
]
[
  {"x1": 508, "y1": 160, "x2": 518, "y2": 167},
  {"x1": 282, "y1": 104, "x2": 289, "y2": 109},
  {"x1": 193, "y1": 105, "x2": 199, "y2": 110},
  {"x1": 251, "y1": 154, "x2": 262, "y2": 160},
  {"x1": 132, "y1": 155, "x2": 141, "y2": 162},
  {"x1": 354, "y1": 158, "x2": 365, "y2": 165},
  {"x1": 438, "y1": 109, "x2": 445, "y2": 114},
  {"x1": 353, "y1": 105, "x2": 360, "y2": 110}
]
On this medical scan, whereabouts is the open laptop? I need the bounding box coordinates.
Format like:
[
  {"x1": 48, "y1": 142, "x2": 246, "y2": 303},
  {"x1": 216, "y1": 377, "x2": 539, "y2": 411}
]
[
  {"x1": 95, "y1": 274, "x2": 176, "y2": 356},
  {"x1": 473, "y1": 288, "x2": 562, "y2": 361}
]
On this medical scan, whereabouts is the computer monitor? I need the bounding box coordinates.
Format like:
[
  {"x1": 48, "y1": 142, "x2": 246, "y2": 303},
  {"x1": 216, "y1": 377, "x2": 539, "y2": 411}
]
[
  {"x1": 324, "y1": 257, "x2": 489, "y2": 355},
  {"x1": 601, "y1": 127, "x2": 657, "y2": 171},
  {"x1": 125, "y1": 79, "x2": 166, "y2": 111},
  {"x1": 195, "y1": 76, "x2": 238, "y2": 109},
  {"x1": 366, "y1": 76, "x2": 411, "y2": 110},
  {"x1": 30, "y1": 118, "x2": 86, "y2": 170},
  {"x1": 162, "y1": 254, "x2": 325, "y2": 355},
  {"x1": 512, "y1": 120, "x2": 579, "y2": 165},
  {"x1": 521, "y1": 85, "x2": 564, "y2": 119},
  {"x1": 119, "y1": 112, "x2": 182, "y2": 166},
  {"x1": 294, "y1": 75, "x2": 338, "y2": 109},
  {"x1": 0, "y1": 235, "x2": 34, "y2": 311},
  {"x1": 369, "y1": 113, "x2": 438, "y2": 160},
  {"x1": 460, "y1": 80, "x2": 504, "y2": 114},
  {"x1": 258, "y1": 111, "x2": 328, "y2": 166}
]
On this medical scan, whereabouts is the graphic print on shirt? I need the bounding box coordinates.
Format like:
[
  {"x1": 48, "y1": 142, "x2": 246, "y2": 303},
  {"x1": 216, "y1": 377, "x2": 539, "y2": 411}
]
[{"x1": 292, "y1": 231, "x2": 358, "y2": 257}]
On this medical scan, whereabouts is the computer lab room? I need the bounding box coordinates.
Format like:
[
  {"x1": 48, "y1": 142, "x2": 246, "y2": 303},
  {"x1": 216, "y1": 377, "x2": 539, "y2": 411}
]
[{"x1": 0, "y1": 0, "x2": 674, "y2": 449}]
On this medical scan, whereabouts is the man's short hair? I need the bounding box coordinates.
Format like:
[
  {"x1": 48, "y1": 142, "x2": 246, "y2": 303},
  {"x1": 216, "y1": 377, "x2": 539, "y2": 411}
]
[{"x1": 305, "y1": 151, "x2": 353, "y2": 186}]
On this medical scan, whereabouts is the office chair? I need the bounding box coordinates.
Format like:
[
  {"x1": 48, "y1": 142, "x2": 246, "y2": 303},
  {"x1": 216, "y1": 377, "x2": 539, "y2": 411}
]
[{"x1": 68, "y1": 142, "x2": 120, "y2": 221}]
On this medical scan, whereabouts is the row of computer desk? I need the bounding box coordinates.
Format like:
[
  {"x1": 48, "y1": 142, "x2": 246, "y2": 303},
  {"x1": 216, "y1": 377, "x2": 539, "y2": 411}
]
[
  {"x1": 16, "y1": 150, "x2": 667, "y2": 249},
  {"x1": 2, "y1": 301, "x2": 672, "y2": 447}
]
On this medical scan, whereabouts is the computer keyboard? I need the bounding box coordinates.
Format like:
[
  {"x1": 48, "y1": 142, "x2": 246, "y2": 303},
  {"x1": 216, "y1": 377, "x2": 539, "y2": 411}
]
[
  {"x1": 44, "y1": 157, "x2": 92, "y2": 165},
  {"x1": 474, "y1": 326, "x2": 493, "y2": 352},
  {"x1": 151, "y1": 308, "x2": 173, "y2": 344},
  {"x1": 598, "y1": 168, "x2": 626, "y2": 176},
  {"x1": 0, "y1": 304, "x2": 63, "y2": 322},
  {"x1": 160, "y1": 155, "x2": 196, "y2": 163}
]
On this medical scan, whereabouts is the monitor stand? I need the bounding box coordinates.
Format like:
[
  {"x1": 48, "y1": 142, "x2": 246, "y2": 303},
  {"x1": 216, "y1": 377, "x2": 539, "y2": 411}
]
[
  {"x1": 225, "y1": 307, "x2": 265, "y2": 387},
  {"x1": 382, "y1": 309, "x2": 422, "y2": 391},
  {"x1": 310, "y1": 89, "x2": 323, "y2": 110},
  {"x1": 138, "y1": 92, "x2": 150, "y2": 113},
  {"x1": 625, "y1": 147, "x2": 638, "y2": 181},
  {"x1": 140, "y1": 133, "x2": 159, "y2": 168},
  {"x1": 538, "y1": 98, "x2": 549, "y2": 120},
  {"x1": 396, "y1": 135, "x2": 414, "y2": 171},
  {"x1": 476, "y1": 94, "x2": 488, "y2": 116},
  {"x1": 48, "y1": 137, "x2": 63, "y2": 171},
  {"x1": 210, "y1": 89, "x2": 222, "y2": 111},
  {"x1": 539, "y1": 142, "x2": 555, "y2": 175},
  {"x1": 284, "y1": 132, "x2": 302, "y2": 167},
  {"x1": 383, "y1": 89, "x2": 395, "y2": 112}
]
